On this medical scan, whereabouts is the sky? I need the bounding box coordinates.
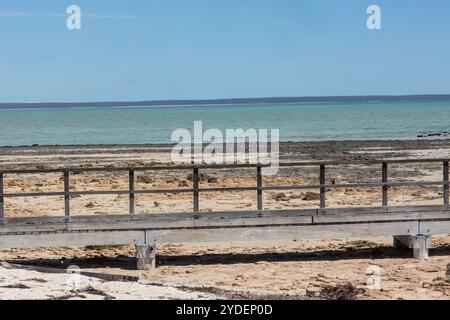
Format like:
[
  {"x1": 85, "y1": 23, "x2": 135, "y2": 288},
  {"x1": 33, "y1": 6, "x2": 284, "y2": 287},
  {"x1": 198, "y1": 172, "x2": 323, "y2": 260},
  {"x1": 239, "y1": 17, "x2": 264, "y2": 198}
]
[{"x1": 0, "y1": 0, "x2": 449, "y2": 102}]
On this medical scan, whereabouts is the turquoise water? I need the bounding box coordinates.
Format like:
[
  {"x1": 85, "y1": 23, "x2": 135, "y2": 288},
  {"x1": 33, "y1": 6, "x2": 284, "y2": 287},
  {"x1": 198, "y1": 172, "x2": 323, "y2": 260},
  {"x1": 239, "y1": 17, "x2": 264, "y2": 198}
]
[{"x1": 1, "y1": 100, "x2": 450, "y2": 146}]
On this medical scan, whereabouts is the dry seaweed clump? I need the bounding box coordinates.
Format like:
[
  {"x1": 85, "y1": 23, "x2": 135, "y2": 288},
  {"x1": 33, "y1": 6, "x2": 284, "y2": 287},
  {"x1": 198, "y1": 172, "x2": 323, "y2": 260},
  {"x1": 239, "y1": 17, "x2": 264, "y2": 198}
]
[
  {"x1": 319, "y1": 283, "x2": 365, "y2": 300},
  {"x1": 186, "y1": 173, "x2": 218, "y2": 183}
]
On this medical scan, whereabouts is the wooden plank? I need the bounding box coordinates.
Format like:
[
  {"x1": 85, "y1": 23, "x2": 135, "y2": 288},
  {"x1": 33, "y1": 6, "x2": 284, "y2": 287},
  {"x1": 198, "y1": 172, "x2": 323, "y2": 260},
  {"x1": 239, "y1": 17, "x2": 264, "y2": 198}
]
[
  {"x1": 382, "y1": 162, "x2": 388, "y2": 207},
  {"x1": 67, "y1": 215, "x2": 314, "y2": 232},
  {"x1": 1, "y1": 219, "x2": 419, "y2": 249},
  {"x1": 64, "y1": 170, "x2": 70, "y2": 217},
  {"x1": 0, "y1": 230, "x2": 145, "y2": 249},
  {"x1": 444, "y1": 161, "x2": 449, "y2": 207},
  {"x1": 257, "y1": 166, "x2": 263, "y2": 211},
  {"x1": 1, "y1": 208, "x2": 319, "y2": 228},
  {"x1": 3, "y1": 219, "x2": 450, "y2": 249},
  {"x1": 0, "y1": 211, "x2": 315, "y2": 234},
  {"x1": 145, "y1": 221, "x2": 420, "y2": 244},
  {"x1": 0, "y1": 172, "x2": 4, "y2": 219},
  {"x1": 320, "y1": 164, "x2": 326, "y2": 208},
  {"x1": 3, "y1": 159, "x2": 450, "y2": 176},
  {"x1": 135, "y1": 189, "x2": 192, "y2": 194},
  {"x1": 3, "y1": 205, "x2": 446, "y2": 227},
  {"x1": 129, "y1": 169, "x2": 135, "y2": 215},
  {"x1": 314, "y1": 211, "x2": 450, "y2": 223},
  {"x1": 318, "y1": 205, "x2": 448, "y2": 215},
  {"x1": 0, "y1": 224, "x2": 69, "y2": 234},
  {"x1": 420, "y1": 220, "x2": 450, "y2": 235},
  {"x1": 193, "y1": 167, "x2": 199, "y2": 212}
]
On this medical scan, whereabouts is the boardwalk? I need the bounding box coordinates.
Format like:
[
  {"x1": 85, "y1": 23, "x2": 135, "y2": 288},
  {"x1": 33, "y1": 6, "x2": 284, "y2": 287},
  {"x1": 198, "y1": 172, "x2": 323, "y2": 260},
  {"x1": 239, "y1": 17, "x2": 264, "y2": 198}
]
[{"x1": 1, "y1": 159, "x2": 449, "y2": 268}]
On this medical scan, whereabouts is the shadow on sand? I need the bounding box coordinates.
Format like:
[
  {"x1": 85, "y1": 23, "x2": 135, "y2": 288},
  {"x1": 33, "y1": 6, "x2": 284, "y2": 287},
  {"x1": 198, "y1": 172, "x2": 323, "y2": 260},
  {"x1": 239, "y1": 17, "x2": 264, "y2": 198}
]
[{"x1": 7, "y1": 243, "x2": 450, "y2": 270}]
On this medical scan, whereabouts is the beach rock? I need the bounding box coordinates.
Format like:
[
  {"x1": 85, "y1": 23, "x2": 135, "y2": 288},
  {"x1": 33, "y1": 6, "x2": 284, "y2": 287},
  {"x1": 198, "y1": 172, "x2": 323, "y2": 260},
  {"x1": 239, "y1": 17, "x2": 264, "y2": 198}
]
[
  {"x1": 330, "y1": 178, "x2": 340, "y2": 185},
  {"x1": 178, "y1": 180, "x2": 189, "y2": 187},
  {"x1": 85, "y1": 202, "x2": 95, "y2": 209},
  {"x1": 137, "y1": 175, "x2": 153, "y2": 184},
  {"x1": 418, "y1": 131, "x2": 449, "y2": 138},
  {"x1": 273, "y1": 193, "x2": 290, "y2": 201},
  {"x1": 319, "y1": 283, "x2": 365, "y2": 300},
  {"x1": 207, "y1": 176, "x2": 219, "y2": 184},
  {"x1": 302, "y1": 192, "x2": 320, "y2": 201}
]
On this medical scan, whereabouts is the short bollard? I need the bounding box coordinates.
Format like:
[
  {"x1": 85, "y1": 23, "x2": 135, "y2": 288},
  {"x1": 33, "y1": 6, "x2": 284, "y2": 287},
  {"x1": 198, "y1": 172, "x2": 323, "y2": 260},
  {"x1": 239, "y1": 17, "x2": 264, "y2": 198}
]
[{"x1": 135, "y1": 244, "x2": 156, "y2": 270}]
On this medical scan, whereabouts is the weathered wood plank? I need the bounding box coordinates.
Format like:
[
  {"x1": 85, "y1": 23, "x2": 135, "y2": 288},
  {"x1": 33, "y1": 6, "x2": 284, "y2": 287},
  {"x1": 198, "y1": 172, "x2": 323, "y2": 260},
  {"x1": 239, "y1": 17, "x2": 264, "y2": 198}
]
[
  {"x1": 320, "y1": 164, "x2": 326, "y2": 208},
  {"x1": 257, "y1": 166, "x2": 263, "y2": 211},
  {"x1": 129, "y1": 169, "x2": 135, "y2": 215},
  {"x1": 0, "y1": 172, "x2": 4, "y2": 219},
  {"x1": 444, "y1": 161, "x2": 449, "y2": 206},
  {"x1": 64, "y1": 170, "x2": 70, "y2": 217},
  {"x1": 0, "y1": 221, "x2": 421, "y2": 249},
  {"x1": 0, "y1": 230, "x2": 145, "y2": 249},
  {"x1": 2, "y1": 205, "x2": 447, "y2": 228},
  {"x1": 314, "y1": 211, "x2": 450, "y2": 223},
  {"x1": 1, "y1": 208, "x2": 318, "y2": 226},
  {"x1": 382, "y1": 162, "x2": 388, "y2": 207},
  {"x1": 145, "y1": 221, "x2": 420, "y2": 244},
  {"x1": 318, "y1": 205, "x2": 448, "y2": 215},
  {"x1": 420, "y1": 220, "x2": 450, "y2": 235}
]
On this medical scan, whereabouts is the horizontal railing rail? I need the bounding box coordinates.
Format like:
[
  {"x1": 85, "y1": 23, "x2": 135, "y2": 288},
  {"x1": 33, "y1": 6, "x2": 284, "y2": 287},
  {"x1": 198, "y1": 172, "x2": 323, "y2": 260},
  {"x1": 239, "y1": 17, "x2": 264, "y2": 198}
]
[
  {"x1": 2, "y1": 158, "x2": 450, "y2": 175},
  {"x1": 0, "y1": 159, "x2": 449, "y2": 220}
]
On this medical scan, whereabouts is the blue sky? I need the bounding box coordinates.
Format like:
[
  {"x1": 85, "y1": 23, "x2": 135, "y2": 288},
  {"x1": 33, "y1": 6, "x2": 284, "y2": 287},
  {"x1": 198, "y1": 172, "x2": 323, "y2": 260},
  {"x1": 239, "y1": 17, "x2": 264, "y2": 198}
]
[{"x1": 0, "y1": 0, "x2": 449, "y2": 102}]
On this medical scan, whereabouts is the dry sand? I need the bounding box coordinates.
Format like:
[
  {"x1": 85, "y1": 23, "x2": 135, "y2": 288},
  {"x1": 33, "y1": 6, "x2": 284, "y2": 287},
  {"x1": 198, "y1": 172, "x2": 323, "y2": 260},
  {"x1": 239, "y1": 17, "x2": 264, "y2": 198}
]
[{"x1": 0, "y1": 140, "x2": 449, "y2": 300}]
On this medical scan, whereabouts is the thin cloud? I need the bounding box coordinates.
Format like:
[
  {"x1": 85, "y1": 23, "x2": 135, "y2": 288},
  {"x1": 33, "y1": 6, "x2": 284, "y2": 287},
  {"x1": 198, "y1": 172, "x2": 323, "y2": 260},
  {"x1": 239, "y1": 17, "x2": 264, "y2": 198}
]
[
  {"x1": 79, "y1": 13, "x2": 140, "y2": 19},
  {"x1": 0, "y1": 11, "x2": 59, "y2": 17},
  {"x1": 0, "y1": 10, "x2": 140, "y2": 18}
]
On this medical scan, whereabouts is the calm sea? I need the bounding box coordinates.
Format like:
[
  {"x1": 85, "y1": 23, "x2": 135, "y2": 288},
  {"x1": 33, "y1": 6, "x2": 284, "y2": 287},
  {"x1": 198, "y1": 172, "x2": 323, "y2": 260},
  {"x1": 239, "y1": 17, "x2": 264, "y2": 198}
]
[{"x1": 1, "y1": 100, "x2": 450, "y2": 146}]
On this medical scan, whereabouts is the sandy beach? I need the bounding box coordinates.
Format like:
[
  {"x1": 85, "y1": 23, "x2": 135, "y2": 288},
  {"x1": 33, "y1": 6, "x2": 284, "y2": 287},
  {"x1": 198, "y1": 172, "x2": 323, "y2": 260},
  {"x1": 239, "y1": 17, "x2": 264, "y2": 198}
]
[
  {"x1": 2, "y1": 0, "x2": 450, "y2": 305},
  {"x1": 0, "y1": 140, "x2": 449, "y2": 300}
]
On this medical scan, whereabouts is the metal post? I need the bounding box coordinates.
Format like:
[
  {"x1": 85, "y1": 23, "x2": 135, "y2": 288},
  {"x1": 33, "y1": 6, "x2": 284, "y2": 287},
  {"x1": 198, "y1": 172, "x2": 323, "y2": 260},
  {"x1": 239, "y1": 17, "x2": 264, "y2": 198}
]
[
  {"x1": 64, "y1": 170, "x2": 70, "y2": 217},
  {"x1": 444, "y1": 161, "x2": 449, "y2": 207},
  {"x1": 382, "y1": 162, "x2": 388, "y2": 207},
  {"x1": 129, "y1": 169, "x2": 135, "y2": 214},
  {"x1": 0, "y1": 172, "x2": 4, "y2": 219},
  {"x1": 320, "y1": 164, "x2": 326, "y2": 208},
  {"x1": 193, "y1": 167, "x2": 199, "y2": 212},
  {"x1": 257, "y1": 166, "x2": 263, "y2": 211}
]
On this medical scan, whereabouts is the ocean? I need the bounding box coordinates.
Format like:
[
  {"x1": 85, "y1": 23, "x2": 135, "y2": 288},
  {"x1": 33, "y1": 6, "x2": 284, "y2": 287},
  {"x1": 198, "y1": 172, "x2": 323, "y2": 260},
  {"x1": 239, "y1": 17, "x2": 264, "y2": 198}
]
[{"x1": 1, "y1": 99, "x2": 450, "y2": 146}]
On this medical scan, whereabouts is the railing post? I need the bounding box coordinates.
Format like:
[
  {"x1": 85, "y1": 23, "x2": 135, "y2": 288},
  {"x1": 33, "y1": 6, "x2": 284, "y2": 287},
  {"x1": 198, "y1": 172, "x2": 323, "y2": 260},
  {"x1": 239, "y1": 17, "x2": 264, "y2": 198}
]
[
  {"x1": 320, "y1": 164, "x2": 326, "y2": 208},
  {"x1": 193, "y1": 167, "x2": 199, "y2": 212},
  {"x1": 257, "y1": 166, "x2": 263, "y2": 211},
  {"x1": 129, "y1": 169, "x2": 135, "y2": 214},
  {"x1": 64, "y1": 170, "x2": 70, "y2": 218},
  {"x1": 444, "y1": 161, "x2": 449, "y2": 207},
  {"x1": 0, "y1": 172, "x2": 4, "y2": 219},
  {"x1": 382, "y1": 162, "x2": 388, "y2": 207}
]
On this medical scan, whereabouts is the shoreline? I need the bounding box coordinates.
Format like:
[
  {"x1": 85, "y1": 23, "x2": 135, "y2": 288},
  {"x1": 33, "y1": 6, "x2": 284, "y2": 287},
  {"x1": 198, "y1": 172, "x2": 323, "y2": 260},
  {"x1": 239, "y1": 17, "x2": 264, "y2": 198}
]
[
  {"x1": 1, "y1": 139, "x2": 450, "y2": 170},
  {"x1": 1, "y1": 138, "x2": 450, "y2": 150}
]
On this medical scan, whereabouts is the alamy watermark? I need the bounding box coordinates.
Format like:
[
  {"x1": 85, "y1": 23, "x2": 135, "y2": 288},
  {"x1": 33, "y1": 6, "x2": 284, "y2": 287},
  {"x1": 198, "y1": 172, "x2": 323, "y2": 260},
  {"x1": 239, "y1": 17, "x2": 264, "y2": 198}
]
[
  {"x1": 66, "y1": 265, "x2": 83, "y2": 291},
  {"x1": 66, "y1": 5, "x2": 81, "y2": 30},
  {"x1": 64, "y1": 4, "x2": 381, "y2": 31},
  {"x1": 367, "y1": 5, "x2": 382, "y2": 30},
  {"x1": 365, "y1": 265, "x2": 382, "y2": 290},
  {"x1": 171, "y1": 121, "x2": 280, "y2": 176}
]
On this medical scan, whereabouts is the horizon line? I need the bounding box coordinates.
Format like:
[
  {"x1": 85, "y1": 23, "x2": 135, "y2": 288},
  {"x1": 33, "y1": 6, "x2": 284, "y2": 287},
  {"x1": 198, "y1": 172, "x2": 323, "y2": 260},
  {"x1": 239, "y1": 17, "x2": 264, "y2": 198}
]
[{"x1": 1, "y1": 93, "x2": 450, "y2": 109}]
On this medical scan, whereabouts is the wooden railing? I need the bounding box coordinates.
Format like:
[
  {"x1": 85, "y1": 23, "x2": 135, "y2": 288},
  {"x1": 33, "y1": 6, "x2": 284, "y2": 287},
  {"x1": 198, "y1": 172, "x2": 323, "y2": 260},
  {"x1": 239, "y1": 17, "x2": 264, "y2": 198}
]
[{"x1": 0, "y1": 159, "x2": 449, "y2": 220}]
